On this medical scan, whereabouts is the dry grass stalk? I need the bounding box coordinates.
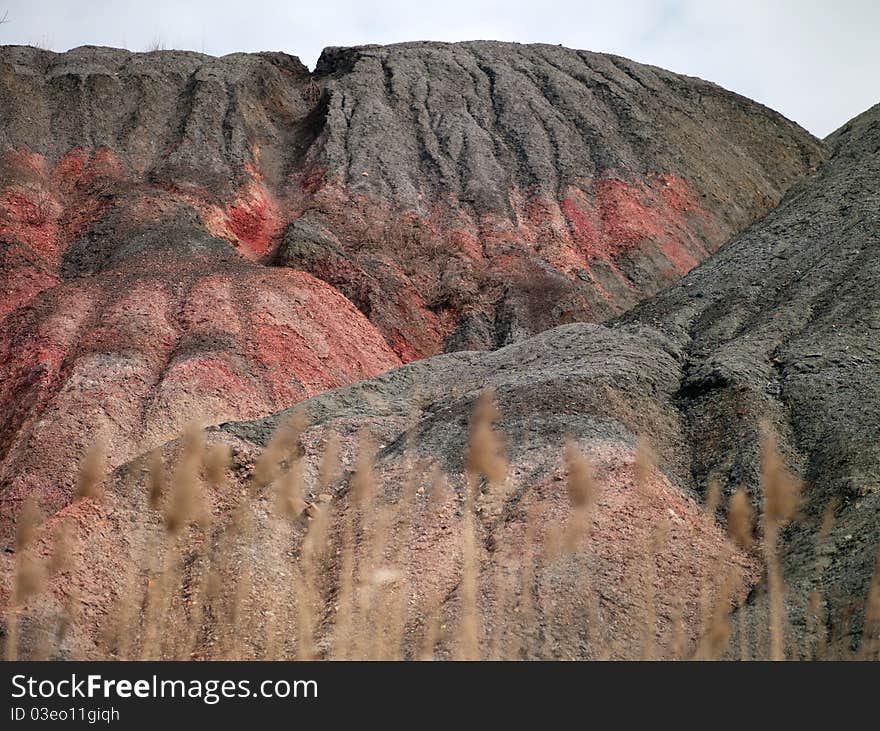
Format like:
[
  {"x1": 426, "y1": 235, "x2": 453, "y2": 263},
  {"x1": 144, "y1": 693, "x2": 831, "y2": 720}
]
[
  {"x1": 631, "y1": 438, "x2": 660, "y2": 659},
  {"x1": 48, "y1": 518, "x2": 74, "y2": 575},
  {"x1": 252, "y1": 414, "x2": 306, "y2": 489},
  {"x1": 17, "y1": 394, "x2": 880, "y2": 663},
  {"x1": 331, "y1": 512, "x2": 357, "y2": 660},
  {"x1": 727, "y1": 488, "x2": 754, "y2": 550},
  {"x1": 140, "y1": 424, "x2": 212, "y2": 658},
  {"x1": 805, "y1": 499, "x2": 837, "y2": 659},
  {"x1": 453, "y1": 391, "x2": 511, "y2": 659},
  {"x1": 139, "y1": 542, "x2": 179, "y2": 659},
  {"x1": 562, "y1": 441, "x2": 598, "y2": 553},
  {"x1": 378, "y1": 452, "x2": 421, "y2": 660},
  {"x1": 274, "y1": 457, "x2": 306, "y2": 520},
  {"x1": 760, "y1": 425, "x2": 801, "y2": 531},
  {"x1": 361, "y1": 506, "x2": 396, "y2": 659},
  {"x1": 13, "y1": 552, "x2": 45, "y2": 606},
  {"x1": 164, "y1": 423, "x2": 206, "y2": 534},
  {"x1": 147, "y1": 449, "x2": 165, "y2": 510},
  {"x1": 488, "y1": 554, "x2": 519, "y2": 660},
  {"x1": 294, "y1": 429, "x2": 335, "y2": 658},
  {"x1": 700, "y1": 572, "x2": 735, "y2": 660},
  {"x1": 351, "y1": 434, "x2": 377, "y2": 509},
  {"x1": 633, "y1": 437, "x2": 656, "y2": 500},
  {"x1": 704, "y1": 478, "x2": 722, "y2": 518},
  {"x1": 726, "y1": 488, "x2": 755, "y2": 660},
  {"x1": 465, "y1": 391, "x2": 511, "y2": 532},
  {"x1": 15, "y1": 494, "x2": 42, "y2": 551},
  {"x1": 456, "y1": 510, "x2": 480, "y2": 660},
  {"x1": 261, "y1": 421, "x2": 309, "y2": 659},
  {"x1": 75, "y1": 438, "x2": 106, "y2": 500},
  {"x1": 427, "y1": 464, "x2": 450, "y2": 512},
  {"x1": 466, "y1": 390, "x2": 507, "y2": 489},
  {"x1": 7, "y1": 496, "x2": 46, "y2": 660},
  {"x1": 759, "y1": 422, "x2": 801, "y2": 661},
  {"x1": 318, "y1": 432, "x2": 341, "y2": 490},
  {"x1": 204, "y1": 443, "x2": 231, "y2": 488}
]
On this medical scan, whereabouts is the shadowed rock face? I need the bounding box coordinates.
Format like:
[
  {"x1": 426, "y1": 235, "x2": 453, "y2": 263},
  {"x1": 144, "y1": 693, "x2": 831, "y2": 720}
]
[
  {"x1": 624, "y1": 102, "x2": 880, "y2": 652},
  {"x1": 0, "y1": 41, "x2": 823, "y2": 543}
]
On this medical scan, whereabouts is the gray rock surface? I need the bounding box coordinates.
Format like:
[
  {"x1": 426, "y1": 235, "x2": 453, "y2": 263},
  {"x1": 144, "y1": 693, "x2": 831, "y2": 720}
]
[{"x1": 313, "y1": 41, "x2": 818, "y2": 216}]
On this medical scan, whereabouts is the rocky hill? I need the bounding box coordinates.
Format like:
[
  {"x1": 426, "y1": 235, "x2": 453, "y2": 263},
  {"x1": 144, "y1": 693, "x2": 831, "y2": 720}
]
[
  {"x1": 0, "y1": 42, "x2": 823, "y2": 541},
  {"x1": 3, "y1": 42, "x2": 867, "y2": 661}
]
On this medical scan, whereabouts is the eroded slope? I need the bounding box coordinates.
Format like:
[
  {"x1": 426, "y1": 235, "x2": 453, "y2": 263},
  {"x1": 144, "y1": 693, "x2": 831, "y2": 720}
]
[{"x1": 0, "y1": 42, "x2": 823, "y2": 544}]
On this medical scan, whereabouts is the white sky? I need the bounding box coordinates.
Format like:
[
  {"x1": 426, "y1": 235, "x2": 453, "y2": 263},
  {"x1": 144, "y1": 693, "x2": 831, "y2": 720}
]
[{"x1": 1, "y1": 0, "x2": 877, "y2": 137}]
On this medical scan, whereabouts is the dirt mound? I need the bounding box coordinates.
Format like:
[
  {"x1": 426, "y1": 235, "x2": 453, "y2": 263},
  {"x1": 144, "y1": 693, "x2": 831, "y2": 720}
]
[
  {"x1": 0, "y1": 41, "x2": 823, "y2": 354},
  {"x1": 0, "y1": 42, "x2": 822, "y2": 542},
  {"x1": 289, "y1": 41, "x2": 824, "y2": 351},
  {"x1": 0, "y1": 324, "x2": 758, "y2": 659},
  {"x1": 0, "y1": 210, "x2": 401, "y2": 537},
  {"x1": 1, "y1": 42, "x2": 851, "y2": 660}
]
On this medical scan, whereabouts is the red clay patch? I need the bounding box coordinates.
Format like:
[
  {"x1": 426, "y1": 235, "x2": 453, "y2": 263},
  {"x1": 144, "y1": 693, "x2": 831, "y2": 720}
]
[{"x1": 1, "y1": 146, "x2": 724, "y2": 549}]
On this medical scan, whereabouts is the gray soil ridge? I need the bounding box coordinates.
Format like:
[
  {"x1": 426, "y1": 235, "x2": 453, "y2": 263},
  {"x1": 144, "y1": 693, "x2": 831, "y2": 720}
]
[
  {"x1": 310, "y1": 41, "x2": 821, "y2": 216},
  {"x1": 0, "y1": 40, "x2": 822, "y2": 226},
  {"x1": 624, "y1": 101, "x2": 880, "y2": 647}
]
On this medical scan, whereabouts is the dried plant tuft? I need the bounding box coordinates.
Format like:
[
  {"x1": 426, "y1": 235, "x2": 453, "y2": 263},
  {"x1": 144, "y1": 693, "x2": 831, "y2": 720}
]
[
  {"x1": 14, "y1": 552, "x2": 45, "y2": 605},
  {"x1": 16, "y1": 494, "x2": 42, "y2": 551},
  {"x1": 727, "y1": 488, "x2": 754, "y2": 550},
  {"x1": 205, "y1": 443, "x2": 231, "y2": 487},
  {"x1": 351, "y1": 434, "x2": 377, "y2": 509},
  {"x1": 49, "y1": 518, "x2": 74, "y2": 575},
  {"x1": 562, "y1": 441, "x2": 598, "y2": 552},
  {"x1": 465, "y1": 390, "x2": 507, "y2": 486},
  {"x1": 253, "y1": 413, "x2": 306, "y2": 488},
  {"x1": 704, "y1": 478, "x2": 722, "y2": 518},
  {"x1": 633, "y1": 437, "x2": 656, "y2": 500},
  {"x1": 165, "y1": 423, "x2": 205, "y2": 534},
  {"x1": 274, "y1": 457, "x2": 306, "y2": 521},
  {"x1": 75, "y1": 438, "x2": 106, "y2": 500},
  {"x1": 760, "y1": 424, "x2": 801, "y2": 531},
  {"x1": 318, "y1": 432, "x2": 341, "y2": 491},
  {"x1": 147, "y1": 449, "x2": 165, "y2": 510}
]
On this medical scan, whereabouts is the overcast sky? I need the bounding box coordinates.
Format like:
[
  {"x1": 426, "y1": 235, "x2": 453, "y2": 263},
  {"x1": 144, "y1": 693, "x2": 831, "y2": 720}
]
[{"x1": 1, "y1": 1, "x2": 877, "y2": 137}]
